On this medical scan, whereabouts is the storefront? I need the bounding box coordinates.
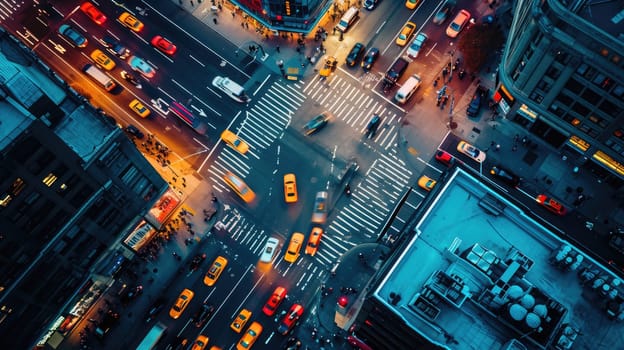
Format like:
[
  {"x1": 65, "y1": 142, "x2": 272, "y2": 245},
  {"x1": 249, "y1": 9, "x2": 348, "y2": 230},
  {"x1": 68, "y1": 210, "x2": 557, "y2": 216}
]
[
  {"x1": 123, "y1": 219, "x2": 157, "y2": 253},
  {"x1": 144, "y1": 188, "x2": 181, "y2": 229},
  {"x1": 35, "y1": 278, "x2": 109, "y2": 349}
]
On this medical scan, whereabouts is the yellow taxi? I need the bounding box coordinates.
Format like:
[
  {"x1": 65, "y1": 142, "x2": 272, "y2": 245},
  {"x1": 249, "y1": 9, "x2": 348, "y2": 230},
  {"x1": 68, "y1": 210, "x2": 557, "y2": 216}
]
[
  {"x1": 118, "y1": 12, "x2": 144, "y2": 32},
  {"x1": 284, "y1": 232, "x2": 304, "y2": 263},
  {"x1": 230, "y1": 308, "x2": 252, "y2": 333},
  {"x1": 209, "y1": 347, "x2": 222, "y2": 350},
  {"x1": 90, "y1": 49, "x2": 116, "y2": 70},
  {"x1": 418, "y1": 175, "x2": 437, "y2": 192},
  {"x1": 237, "y1": 321, "x2": 263, "y2": 350},
  {"x1": 405, "y1": 0, "x2": 422, "y2": 9},
  {"x1": 220, "y1": 130, "x2": 249, "y2": 155},
  {"x1": 223, "y1": 171, "x2": 256, "y2": 203},
  {"x1": 169, "y1": 288, "x2": 194, "y2": 319},
  {"x1": 129, "y1": 99, "x2": 150, "y2": 118},
  {"x1": 191, "y1": 335, "x2": 209, "y2": 350},
  {"x1": 204, "y1": 256, "x2": 228, "y2": 286},
  {"x1": 283, "y1": 173, "x2": 298, "y2": 203},
  {"x1": 305, "y1": 227, "x2": 323, "y2": 256},
  {"x1": 396, "y1": 22, "x2": 416, "y2": 46}
]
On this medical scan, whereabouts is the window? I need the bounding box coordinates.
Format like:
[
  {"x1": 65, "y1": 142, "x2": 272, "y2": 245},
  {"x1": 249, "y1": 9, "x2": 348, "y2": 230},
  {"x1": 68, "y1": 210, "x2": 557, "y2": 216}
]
[
  {"x1": 565, "y1": 78, "x2": 584, "y2": 94},
  {"x1": 43, "y1": 173, "x2": 58, "y2": 187},
  {"x1": 571, "y1": 102, "x2": 590, "y2": 116},
  {"x1": 555, "y1": 92, "x2": 574, "y2": 106},
  {"x1": 546, "y1": 66, "x2": 561, "y2": 79},
  {"x1": 549, "y1": 103, "x2": 565, "y2": 117},
  {"x1": 612, "y1": 85, "x2": 624, "y2": 100},
  {"x1": 581, "y1": 89, "x2": 601, "y2": 105},
  {"x1": 537, "y1": 79, "x2": 552, "y2": 91},
  {"x1": 554, "y1": 51, "x2": 571, "y2": 64},
  {"x1": 57, "y1": 173, "x2": 79, "y2": 197},
  {"x1": 529, "y1": 91, "x2": 544, "y2": 103}
]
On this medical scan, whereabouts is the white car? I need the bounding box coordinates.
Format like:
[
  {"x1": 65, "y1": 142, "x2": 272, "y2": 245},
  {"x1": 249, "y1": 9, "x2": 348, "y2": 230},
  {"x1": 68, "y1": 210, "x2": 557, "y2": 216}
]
[
  {"x1": 407, "y1": 33, "x2": 428, "y2": 58},
  {"x1": 457, "y1": 141, "x2": 486, "y2": 163},
  {"x1": 260, "y1": 237, "x2": 280, "y2": 263}
]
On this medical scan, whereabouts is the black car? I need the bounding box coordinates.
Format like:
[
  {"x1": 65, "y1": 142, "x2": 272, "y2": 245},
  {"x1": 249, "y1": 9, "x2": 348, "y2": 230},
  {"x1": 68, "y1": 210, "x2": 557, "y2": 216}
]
[
  {"x1": 490, "y1": 165, "x2": 521, "y2": 187},
  {"x1": 363, "y1": 0, "x2": 379, "y2": 10},
  {"x1": 193, "y1": 302, "x2": 215, "y2": 328},
  {"x1": 303, "y1": 112, "x2": 331, "y2": 135},
  {"x1": 346, "y1": 43, "x2": 365, "y2": 67},
  {"x1": 365, "y1": 115, "x2": 381, "y2": 138},
  {"x1": 145, "y1": 297, "x2": 166, "y2": 322},
  {"x1": 466, "y1": 85, "x2": 489, "y2": 117},
  {"x1": 383, "y1": 57, "x2": 409, "y2": 88},
  {"x1": 125, "y1": 124, "x2": 145, "y2": 139},
  {"x1": 102, "y1": 35, "x2": 130, "y2": 59},
  {"x1": 361, "y1": 48, "x2": 379, "y2": 71}
]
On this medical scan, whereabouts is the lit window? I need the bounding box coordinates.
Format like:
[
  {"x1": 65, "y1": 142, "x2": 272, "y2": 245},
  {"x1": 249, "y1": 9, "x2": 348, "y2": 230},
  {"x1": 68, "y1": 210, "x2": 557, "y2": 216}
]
[
  {"x1": 571, "y1": 118, "x2": 581, "y2": 126},
  {"x1": 600, "y1": 48, "x2": 609, "y2": 57},
  {"x1": 43, "y1": 173, "x2": 58, "y2": 187}
]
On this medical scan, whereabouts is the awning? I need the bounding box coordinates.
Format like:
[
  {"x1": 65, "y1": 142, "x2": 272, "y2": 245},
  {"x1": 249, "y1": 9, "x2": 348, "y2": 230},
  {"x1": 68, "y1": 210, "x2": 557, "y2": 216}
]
[
  {"x1": 144, "y1": 188, "x2": 180, "y2": 228},
  {"x1": 123, "y1": 220, "x2": 157, "y2": 252}
]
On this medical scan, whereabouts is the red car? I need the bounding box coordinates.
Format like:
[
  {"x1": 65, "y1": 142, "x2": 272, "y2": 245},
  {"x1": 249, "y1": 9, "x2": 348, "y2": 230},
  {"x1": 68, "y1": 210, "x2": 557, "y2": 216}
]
[
  {"x1": 435, "y1": 150, "x2": 455, "y2": 167},
  {"x1": 80, "y1": 2, "x2": 107, "y2": 25},
  {"x1": 277, "y1": 304, "x2": 304, "y2": 335},
  {"x1": 151, "y1": 36, "x2": 177, "y2": 55},
  {"x1": 262, "y1": 286, "x2": 287, "y2": 316},
  {"x1": 536, "y1": 194, "x2": 567, "y2": 216}
]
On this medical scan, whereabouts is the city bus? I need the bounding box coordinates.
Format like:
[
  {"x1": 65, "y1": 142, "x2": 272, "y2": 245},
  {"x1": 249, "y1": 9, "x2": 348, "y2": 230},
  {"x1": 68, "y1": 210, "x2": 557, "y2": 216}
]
[
  {"x1": 136, "y1": 322, "x2": 167, "y2": 350},
  {"x1": 169, "y1": 101, "x2": 208, "y2": 135}
]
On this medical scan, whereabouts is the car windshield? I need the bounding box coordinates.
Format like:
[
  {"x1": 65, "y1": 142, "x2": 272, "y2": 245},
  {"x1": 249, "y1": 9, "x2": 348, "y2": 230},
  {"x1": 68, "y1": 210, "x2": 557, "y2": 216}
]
[{"x1": 451, "y1": 22, "x2": 461, "y2": 30}]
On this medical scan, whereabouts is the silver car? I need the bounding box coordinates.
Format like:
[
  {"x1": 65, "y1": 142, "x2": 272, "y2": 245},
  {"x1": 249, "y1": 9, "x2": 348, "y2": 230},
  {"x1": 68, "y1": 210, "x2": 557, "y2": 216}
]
[
  {"x1": 260, "y1": 237, "x2": 280, "y2": 263},
  {"x1": 128, "y1": 55, "x2": 155, "y2": 78}
]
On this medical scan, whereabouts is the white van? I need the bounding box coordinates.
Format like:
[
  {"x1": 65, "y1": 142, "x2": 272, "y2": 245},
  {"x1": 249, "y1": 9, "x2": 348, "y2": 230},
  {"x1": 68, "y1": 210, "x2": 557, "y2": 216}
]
[
  {"x1": 212, "y1": 76, "x2": 249, "y2": 103},
  {"x1": 83, "y1": 64, "x2": 116, "y2": 91},
  {"x1": 395, "y1": 74, "x2": 422, "y2": 104},
  {"x1": 336, "y1": 7, "x2": 359, "y2": 32}
]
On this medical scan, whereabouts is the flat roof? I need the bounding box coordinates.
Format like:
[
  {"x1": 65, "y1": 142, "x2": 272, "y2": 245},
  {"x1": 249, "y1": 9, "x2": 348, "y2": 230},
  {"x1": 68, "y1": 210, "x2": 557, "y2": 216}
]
[
  {"x1": 373, "y1": 168, "x2": 624, "y2": 350},
  {"x1": 574, "y1": 0, "x2": 624, "y2": 39}
]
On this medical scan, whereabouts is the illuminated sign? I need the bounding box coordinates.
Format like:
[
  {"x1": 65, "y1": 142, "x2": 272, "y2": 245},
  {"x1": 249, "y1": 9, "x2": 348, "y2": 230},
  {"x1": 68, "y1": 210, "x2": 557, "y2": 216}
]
[
  {"x1": 567, "y1": 135, "x2": 590, "y2": 152},
  {"x1": 592, "y1": 150, "x2": 624, "y2": 177}
]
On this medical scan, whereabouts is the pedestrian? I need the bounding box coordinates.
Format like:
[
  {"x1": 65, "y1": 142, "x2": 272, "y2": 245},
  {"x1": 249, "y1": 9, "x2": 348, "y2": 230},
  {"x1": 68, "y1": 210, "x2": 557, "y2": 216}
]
[
  {"x1": 276, "y1": 45, "x2": 280, "y2": 53},
  {"x1": 190, "y1": 0, "x2": 194, "y2": 6},
  {"x1": 495, "y1": 144, "x2": 501, "y2": 151},
  {"x1": 213, "y1": 17, "x2": 217, "y2": 24},
  {"x1": 490, "y1": 141, "x2": 496, "y2": 147},
  {"x1": 231, "y1": 11, "x2": 235, "y2": 18}
]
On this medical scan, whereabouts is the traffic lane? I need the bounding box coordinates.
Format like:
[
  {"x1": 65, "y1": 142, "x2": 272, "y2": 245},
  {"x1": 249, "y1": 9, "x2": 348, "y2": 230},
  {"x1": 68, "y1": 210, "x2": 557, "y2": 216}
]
[
  {"x1": 251, "y1": 133, "x2": 335, "y2": 234},
  {"x1": 144, "y1": 0, "x2": 254, "y2": 78}
]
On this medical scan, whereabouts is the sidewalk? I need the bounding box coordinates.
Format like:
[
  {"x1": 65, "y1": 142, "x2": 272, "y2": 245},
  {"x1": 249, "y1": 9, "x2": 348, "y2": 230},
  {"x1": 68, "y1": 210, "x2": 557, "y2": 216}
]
[
  {"x1": 58, "y1": 137, "x2": 220, "y2": 350},
  {"x1": 306, "y1": 243, "x2": 390, "y2": 348},
  {"x1": 169, "y1": 0, "x2": 345, "y2": 80},
  {"x1": 397, "y1": 37, "x2": 623, "y2": 263}
]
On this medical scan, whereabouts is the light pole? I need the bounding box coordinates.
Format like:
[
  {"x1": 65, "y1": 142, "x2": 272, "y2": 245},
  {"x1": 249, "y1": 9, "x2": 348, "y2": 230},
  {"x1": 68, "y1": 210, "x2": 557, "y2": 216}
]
[{"x1": 447, "y1": 48, "x2": 455, "y2": 83}]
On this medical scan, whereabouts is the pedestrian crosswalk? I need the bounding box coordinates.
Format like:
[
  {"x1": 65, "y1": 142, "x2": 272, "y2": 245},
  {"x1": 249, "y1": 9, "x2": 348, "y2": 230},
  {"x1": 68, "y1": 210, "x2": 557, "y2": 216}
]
[
  {"x1": 326, "y1": 151, "x2": 413, "y2": 243},
  {"x1": 302, "y1": 74, "x2": 401, "y2": 151},
  {"x1": 207, "y1": 80, "x2": 305, "y2": 189},
  {"x1": 0, "y1": 0, "x2": 25, "y2": 24}
]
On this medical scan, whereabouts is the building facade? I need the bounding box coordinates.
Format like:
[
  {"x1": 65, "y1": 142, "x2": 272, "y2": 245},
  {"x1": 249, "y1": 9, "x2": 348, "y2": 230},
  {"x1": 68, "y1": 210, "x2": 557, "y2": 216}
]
[
  {"x1": 232, "y1": 0, "x2": 334, "y2": 34},
  {"x1": 496, "y1": 0, "x2": 624, "y2": 187},
  {"x1": 0, "y1": 30, "x2": 167, "y2": 348}
]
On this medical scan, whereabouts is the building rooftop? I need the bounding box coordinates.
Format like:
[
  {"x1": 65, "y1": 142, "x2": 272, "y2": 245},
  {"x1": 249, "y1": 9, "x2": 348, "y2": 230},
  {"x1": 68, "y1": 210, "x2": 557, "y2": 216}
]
[
  {"x1": 373, "y1": 168, "x2": 624, "y2": 350},
  {"x1": 570, "y1": 0, "x2": 624, "y2": 40},
  {"x1": 0, "y1": 30, "x2": 114, "y2": 162}
]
